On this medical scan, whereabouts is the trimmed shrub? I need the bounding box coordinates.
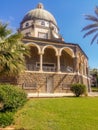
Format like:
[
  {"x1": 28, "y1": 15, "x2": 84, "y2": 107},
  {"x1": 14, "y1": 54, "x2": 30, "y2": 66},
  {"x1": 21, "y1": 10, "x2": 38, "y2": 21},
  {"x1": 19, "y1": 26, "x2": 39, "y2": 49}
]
[
  {"x1": 0, "y1": 112, "x2": 14, "y2": 127},
  {"x1": 70, "y1": 83, "x2": 86, "y2": 97},
  {"x1": 0, "y1": 84, "x2": 27, "y2": 111}
]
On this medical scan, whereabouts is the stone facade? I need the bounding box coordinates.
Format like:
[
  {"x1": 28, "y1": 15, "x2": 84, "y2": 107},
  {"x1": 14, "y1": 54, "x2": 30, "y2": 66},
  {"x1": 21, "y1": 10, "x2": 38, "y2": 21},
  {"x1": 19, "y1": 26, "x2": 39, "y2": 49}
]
[
  {"x1": 14, "y1": 71, "x2": 90, "y2": 93},
  {"x1": 0, "y1": 70, "x2": 90, "y2": 93}
]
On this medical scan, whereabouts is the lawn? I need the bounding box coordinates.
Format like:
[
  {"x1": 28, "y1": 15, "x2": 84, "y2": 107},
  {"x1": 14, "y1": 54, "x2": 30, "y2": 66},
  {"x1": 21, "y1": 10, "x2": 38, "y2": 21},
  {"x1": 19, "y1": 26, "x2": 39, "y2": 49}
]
[{"x1": 14, "y1": 97, "x2": 98, "y2": 130}]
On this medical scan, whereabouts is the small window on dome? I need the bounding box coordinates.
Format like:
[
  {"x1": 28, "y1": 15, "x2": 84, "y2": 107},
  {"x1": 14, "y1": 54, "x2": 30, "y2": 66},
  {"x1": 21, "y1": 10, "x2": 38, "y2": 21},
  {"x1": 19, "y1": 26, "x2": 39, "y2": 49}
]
[
  {"x1": 41, "y1": 21, "x2": 45, "y2": 26},
  {"x1": 25, "y1": 22, "x2": 29, "y2": 27}
]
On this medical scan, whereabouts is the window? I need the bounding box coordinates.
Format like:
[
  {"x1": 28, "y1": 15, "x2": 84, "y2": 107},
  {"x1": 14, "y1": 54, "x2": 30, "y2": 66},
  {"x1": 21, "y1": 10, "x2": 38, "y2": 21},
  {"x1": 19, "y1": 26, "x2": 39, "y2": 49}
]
[
  {"x1": 25, "y1": 32, "x2": 31, "y2": 36},
  {"x1": 36, "y1": 63, "x2": 55, "y2": 68},
  {"x1": 41, "y1": 21, "x2": 45, "y2": 26},
  {"x1": 38, "y1": 32, "x2": 48, "y2": 39},
  {"x1": 36, "y1": 62, "x2": 56, "y2": 71},
  {"x1": 25, "y1": 22, "x2": 29, "y2": 27},
  {"x1": 66, "y1": 66, "x2": 73, "y2": 72}
]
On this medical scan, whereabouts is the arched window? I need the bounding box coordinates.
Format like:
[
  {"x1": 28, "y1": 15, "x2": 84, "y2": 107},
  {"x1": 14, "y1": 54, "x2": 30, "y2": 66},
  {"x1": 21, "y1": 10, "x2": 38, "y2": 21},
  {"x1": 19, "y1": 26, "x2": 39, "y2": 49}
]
[
  {"x1": 25, "y1": 22, "x2": 29, "y2": 27},
  {"x1": 41, "y1": 21, "x2": 45, "y2": 26}
]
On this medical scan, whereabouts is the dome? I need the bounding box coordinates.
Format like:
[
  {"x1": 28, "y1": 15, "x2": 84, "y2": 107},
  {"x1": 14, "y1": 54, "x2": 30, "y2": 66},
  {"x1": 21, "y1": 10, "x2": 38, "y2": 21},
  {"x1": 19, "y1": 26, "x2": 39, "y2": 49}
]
[{"x1": 21, "y1": 3, "x2": 57, "y2": 25}]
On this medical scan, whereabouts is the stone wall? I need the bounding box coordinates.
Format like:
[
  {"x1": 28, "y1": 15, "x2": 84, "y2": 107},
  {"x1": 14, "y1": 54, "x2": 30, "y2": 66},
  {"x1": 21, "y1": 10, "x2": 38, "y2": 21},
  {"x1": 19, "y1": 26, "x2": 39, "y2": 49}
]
[
  {"x1": 16, "y1": 72, "x2": 79, "y2": 93},
  {"x1": 0, "y1": 72, "x2": 90, "y2": 93},
  {"x1": 0, "y1": 75, "x2": 17, "y2": 84},
  {"x1": 82, "y1": 76, "x2": 91, "y2": 92}
]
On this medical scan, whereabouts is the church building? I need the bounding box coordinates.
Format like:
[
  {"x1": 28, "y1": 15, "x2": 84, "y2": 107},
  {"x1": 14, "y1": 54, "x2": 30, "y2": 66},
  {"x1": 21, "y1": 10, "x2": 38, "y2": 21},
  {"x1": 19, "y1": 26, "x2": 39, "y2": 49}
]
[{"x1": 4, "y1": 3, "x2": 91, "y2": 93}]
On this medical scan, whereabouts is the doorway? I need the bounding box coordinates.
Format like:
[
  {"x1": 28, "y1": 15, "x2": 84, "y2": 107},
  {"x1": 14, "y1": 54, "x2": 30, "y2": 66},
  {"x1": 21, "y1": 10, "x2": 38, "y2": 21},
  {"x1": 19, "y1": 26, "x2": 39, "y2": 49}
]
[{"x1": 46, "y1": 76, "x2": 53, "y2": 93}]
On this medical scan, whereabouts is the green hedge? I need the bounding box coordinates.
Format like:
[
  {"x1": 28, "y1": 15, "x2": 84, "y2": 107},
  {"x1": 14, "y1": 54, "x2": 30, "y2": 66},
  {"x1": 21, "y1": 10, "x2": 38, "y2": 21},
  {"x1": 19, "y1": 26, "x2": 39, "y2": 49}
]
[
  {"x1": 0, "y1": 84, "x2": 27, "y2": 111},
  {"x1": 0, "y1": 112, "x2": 14, "y2": 127},
  {"x1": 0, "y1": 84, "x2": 27, "y2": 128},
  {"x1": 70, "y1": 83, "x2": 86, "y2": 97}
]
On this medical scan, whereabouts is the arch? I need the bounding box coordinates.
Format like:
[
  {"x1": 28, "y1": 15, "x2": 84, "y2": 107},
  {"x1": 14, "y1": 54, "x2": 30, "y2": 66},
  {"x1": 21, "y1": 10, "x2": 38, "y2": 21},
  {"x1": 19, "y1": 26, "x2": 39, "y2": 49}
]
[
  {"x1": 42, "y1": 45, "x2": 58, "y2": 55},
  {"x1": 26, "y1": 42, "x2": 41, "y2": 54},
  {"x1": 59, "y1": 47, "x2": 75, "y2": 57}
]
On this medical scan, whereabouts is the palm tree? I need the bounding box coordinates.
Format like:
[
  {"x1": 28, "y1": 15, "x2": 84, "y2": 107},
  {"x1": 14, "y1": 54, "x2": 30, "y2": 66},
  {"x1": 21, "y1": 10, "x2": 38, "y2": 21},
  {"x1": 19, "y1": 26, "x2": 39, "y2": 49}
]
[
  {"x1": 0, "y1": 21, "x2": 29, "y2": 76},
  {"x1": 82, "y1": 6, "x2": 98, "y2": 44}
]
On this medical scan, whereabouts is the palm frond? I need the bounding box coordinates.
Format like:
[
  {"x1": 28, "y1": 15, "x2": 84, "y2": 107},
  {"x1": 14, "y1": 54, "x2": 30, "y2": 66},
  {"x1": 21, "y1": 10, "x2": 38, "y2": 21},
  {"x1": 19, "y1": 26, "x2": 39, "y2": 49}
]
[
  {"x1": 84, "y1": 15, "x2": 98, "y2": 22},
  {"x1": 0, "y1": 22, "x2": 11, "y2": 38},
  {"x1": 82, "y1": 6, "x2": 98, "y2": 44},
  {"x1": 83, "y1": 28, "x2": 98, "y2": 38},
  {"x1": 95, "y1": 6, "x2": 98, "y2": 17},
  {"x1": 0, "y1": 21, "x2": 30, "y2": 76},
  {"x1": 91, "y1": 33, "x2": 98, "y2": 44},
  {"x1": 82, "y1": 24, "x2": 98, "y2": 31},
  {"x1": 7, "y1": 33, "x2": 23, "y2": 44}
]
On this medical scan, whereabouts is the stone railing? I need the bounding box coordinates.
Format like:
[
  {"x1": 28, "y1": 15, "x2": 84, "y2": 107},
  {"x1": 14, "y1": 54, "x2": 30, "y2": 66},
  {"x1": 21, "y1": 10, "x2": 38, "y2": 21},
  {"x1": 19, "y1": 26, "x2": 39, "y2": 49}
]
[
  {"x1": 26, "y1": 64, "x2": 73, "y2": 73},
  {"x1": 26, "y1": 64, "x2": 56, "y2": 72},
  {"x1": 61, "y1": 66, "x2": 74, "y2": 73},
  {"x1": 43, "y1": 66, "x2": 56, "y2": 72},
  {"x1": 26, "y1": 64, "x2": 39, "y2": 71}
]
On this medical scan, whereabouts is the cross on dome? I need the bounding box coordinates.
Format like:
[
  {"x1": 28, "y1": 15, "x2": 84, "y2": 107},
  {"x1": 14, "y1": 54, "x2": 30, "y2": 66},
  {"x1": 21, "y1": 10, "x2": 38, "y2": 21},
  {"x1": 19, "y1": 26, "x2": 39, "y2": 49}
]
[{"x1": 37, "y1": 3, "x2": 44, "y2": 9}]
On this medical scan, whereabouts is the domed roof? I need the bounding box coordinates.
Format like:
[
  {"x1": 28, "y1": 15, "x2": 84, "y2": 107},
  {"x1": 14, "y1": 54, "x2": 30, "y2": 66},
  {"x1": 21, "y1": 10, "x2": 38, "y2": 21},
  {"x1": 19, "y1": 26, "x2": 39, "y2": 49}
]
[{"x1": 21, "y1": 3, "x2": 57, "y2": 25}]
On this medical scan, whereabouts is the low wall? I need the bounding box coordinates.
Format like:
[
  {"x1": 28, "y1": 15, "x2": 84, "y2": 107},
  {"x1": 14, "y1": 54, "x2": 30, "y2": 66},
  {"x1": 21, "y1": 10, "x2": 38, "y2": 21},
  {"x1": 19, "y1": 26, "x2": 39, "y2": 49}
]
[{"x1": 0, "y1": 72, "x2": 90, "y2": 93}]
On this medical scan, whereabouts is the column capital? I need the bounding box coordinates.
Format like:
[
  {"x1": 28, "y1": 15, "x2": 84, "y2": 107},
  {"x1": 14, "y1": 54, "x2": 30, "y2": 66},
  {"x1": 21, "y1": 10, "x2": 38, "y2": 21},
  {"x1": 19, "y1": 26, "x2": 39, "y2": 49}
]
[
  {"x1": 56, "y1": 54, "x2": 61, "y2": 57},
  {"x1": 74, "y1": 56, "x2": 78, "y2": 59},
  {"x1": 39, "y1": 52, "x2": 44, "y2": 55}
]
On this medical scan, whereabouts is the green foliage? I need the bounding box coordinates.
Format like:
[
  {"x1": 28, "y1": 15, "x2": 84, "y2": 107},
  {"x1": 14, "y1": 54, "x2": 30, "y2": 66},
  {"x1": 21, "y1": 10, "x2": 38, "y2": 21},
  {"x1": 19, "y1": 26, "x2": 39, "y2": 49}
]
[
  {"x1": 70, "y1": 83, "x2": 86, "y2": 97},
  {"x1": 0, "y1": 21, "x2": 30, "y2": 76},
  {"x1": 90, "y1": 68, "x2": 98, "y2": 86},
  {"x1": 0, "y1": 84, "x2": 27, "y2": 111},
  {"x1": 0, "y1": 111, "x2": 14, "y2": 128},
  {"x1": 82, "y1": 6, "x2": 98, "y2": 44}
]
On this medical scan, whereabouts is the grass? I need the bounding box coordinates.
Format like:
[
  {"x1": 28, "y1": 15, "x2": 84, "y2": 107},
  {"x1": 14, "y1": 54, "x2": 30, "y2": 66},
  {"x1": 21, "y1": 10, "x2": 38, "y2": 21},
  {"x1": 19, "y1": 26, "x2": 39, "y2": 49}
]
[{"x1": 14, "y1": 97, "x2": 98, "y2": 130}]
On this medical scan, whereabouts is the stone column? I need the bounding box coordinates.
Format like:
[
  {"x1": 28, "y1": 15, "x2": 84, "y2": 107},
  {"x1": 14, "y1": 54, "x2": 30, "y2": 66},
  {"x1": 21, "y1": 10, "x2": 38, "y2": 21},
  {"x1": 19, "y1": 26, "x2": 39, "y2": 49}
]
[
  {"x1": 57, "y1": 55, "x2": 61, "y2": 72},
  {"x1": 39, "y1": 53, "x2": 43, "y2": 72},
  {"x1": 84, "y1": 64, "x2": 86, "y2": 75},
  {"x1": 85, "y1": 62, "x2": 88, "y2": 76},
  {"x1": 86, "y1": 65, "x2": 89, "y2": 76},
  {"x1": 81, "y1": 63, "x2": 83, "y2": 75},
  {"x1": 73, "y1": 57, "x2": 78, "y2": 73}
]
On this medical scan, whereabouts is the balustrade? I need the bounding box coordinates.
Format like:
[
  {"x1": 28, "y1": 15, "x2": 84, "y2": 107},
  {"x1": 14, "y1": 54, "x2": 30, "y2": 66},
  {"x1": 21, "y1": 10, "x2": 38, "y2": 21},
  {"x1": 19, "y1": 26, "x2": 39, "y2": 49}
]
[{"x1": 26, "y1": 64, "x2": 74, "y2": 73}]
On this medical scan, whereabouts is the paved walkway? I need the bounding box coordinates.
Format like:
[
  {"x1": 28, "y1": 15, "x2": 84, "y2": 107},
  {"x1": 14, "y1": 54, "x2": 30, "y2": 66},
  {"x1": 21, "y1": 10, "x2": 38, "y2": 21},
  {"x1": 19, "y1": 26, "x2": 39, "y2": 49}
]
[
  {"x1": 88, "y1": 92, "x2": 98, "y2": 97},
  {"x1": 28, "y1": 93, "x2": 74, "y2": 98},
  {"x1": 28, "y1": 92, "x2": 98, "y2": 98}
]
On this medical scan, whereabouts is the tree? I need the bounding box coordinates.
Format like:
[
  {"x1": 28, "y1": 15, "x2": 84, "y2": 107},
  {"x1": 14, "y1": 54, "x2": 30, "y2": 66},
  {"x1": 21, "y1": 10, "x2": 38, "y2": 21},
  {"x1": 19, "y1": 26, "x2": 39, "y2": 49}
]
[
  {"x1": 70, "y1": 83, "x2": 86, "y2": 97},
  {"x1": 90, "y1": 68, "x2": 98, "y2": 87},
  {"x1": 0, "y1": 21, "x2": 29, "y2": 76},
  {"x1": 82, "y1": 6, "x2": 98, "y2": 44}
]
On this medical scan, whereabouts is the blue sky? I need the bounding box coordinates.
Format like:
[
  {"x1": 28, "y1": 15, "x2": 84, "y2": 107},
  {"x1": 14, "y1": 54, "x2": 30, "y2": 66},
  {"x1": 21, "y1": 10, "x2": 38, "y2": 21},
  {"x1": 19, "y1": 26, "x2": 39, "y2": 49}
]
[{"x1": 0, "y1": 0, "x2": 98, "y2": 69}]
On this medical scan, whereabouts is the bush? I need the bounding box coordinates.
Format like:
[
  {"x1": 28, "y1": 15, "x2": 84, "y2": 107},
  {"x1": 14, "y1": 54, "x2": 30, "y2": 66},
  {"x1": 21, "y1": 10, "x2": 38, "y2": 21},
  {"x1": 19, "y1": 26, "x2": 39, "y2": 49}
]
[
  {"x1": 0, "y1": 111, "x2": 14, "y2": 127},
  {"x1": 70, "y1": 83, "x2": 86, "y2": 97},
  {"x1": 0, "y1": 84, "x2": 27, "y2": 111}
]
